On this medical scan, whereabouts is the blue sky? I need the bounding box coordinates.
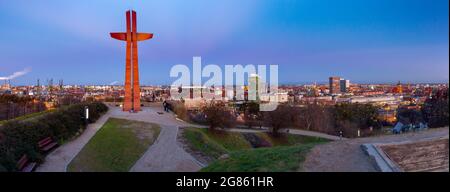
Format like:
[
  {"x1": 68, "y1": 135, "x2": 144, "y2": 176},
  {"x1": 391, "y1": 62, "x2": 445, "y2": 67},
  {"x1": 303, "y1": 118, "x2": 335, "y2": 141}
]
[{"x1": 0, "y1": 0, "x2": 448, "y2": 85}]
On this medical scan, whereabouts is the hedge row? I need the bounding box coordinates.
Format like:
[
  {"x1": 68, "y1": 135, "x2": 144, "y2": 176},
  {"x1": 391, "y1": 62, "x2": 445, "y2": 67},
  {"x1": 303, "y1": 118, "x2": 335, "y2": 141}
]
[{"x1": 0, "y1": 102, "x2": 108, "y2": 172}]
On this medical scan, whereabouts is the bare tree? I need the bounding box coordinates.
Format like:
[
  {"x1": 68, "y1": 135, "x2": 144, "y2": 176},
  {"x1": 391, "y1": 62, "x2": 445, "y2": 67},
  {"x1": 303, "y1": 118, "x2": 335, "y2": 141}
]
[
  {"x1": 202, "y1": 100, "x2": 236, "y2": 130},
  {"x1": 292, "y1": 102, "x2": 335, "y2": 135},
  {"x1": 295, "y1": 103, "x2": 317, "y2": 130},
  {"x1": 263, "y1": 104, "x2": 293, "y2": 136}
]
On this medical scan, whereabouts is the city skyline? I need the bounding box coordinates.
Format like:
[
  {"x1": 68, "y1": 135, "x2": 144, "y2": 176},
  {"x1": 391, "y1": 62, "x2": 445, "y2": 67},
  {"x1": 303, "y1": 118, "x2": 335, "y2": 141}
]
[{"x1": 0, "y1": 0, "x2": 449, "y2": 85}]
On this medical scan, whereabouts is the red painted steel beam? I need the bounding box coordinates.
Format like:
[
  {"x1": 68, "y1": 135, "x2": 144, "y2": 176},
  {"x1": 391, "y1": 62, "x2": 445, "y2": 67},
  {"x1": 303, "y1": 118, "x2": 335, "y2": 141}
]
[
  {"x1": 131, "y1": 10, "x2": 141, "y2": 111},
  {"x1": 110, "y1": 10, "x2": 153, "y2": 112},
  {"x1": 123, "y1": 10, "x2": 133, "y2": 111},
  {"x1": 136, "y1": 33, "x2": 153, "y2": 41},
  {"x1": 110, "y1": 33, "x2": 127, "y2": 41}
]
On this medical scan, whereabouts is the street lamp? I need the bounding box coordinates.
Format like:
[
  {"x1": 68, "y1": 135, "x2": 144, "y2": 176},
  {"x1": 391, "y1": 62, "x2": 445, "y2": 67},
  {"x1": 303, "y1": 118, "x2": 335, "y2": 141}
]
[{"x1": 84, "y1": 106, "x2": 89, "y2": 125}]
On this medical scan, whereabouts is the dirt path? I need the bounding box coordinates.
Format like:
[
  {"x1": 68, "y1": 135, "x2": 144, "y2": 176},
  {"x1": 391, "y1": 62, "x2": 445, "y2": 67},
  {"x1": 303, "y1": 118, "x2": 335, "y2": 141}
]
[{"x1": 302, "y1": 127, "x2": 449, "y2": 172}]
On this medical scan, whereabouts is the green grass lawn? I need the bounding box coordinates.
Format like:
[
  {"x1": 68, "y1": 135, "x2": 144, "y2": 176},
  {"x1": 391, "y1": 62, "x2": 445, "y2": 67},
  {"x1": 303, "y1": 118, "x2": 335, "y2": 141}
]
[
  {"x1": 67, "y1": 118, "x2": 160, "y2": 172},
  {"x1": 182, "y1": 127, "x2": 329, "y2": 172},
  {"x1": 201, "y1": 144, "x2": 316, "y2": 172}
]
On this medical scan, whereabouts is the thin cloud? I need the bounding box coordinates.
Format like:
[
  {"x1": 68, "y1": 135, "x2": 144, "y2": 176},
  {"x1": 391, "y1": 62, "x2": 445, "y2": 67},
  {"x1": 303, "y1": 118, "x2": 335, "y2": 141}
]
[
  {"x1": 0, "y1": 67, "x2": 32, "y2": 80},
  {"x1": 109, "y1": 81, "x2": 119, "y2": 85}
]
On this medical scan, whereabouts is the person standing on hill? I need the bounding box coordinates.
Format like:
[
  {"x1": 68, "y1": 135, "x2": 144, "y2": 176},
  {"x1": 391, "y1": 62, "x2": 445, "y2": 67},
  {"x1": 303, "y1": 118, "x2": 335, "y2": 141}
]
[{"x1": 163, "y1": 100, "x2": 168, "y2": 112}]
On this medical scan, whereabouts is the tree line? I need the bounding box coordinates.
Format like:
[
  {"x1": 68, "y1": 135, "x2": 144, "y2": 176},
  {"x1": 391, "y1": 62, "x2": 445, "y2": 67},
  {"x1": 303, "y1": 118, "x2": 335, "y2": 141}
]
[
  {"x1": 0, "y1": 94, "x2": 47, "y2": 121},
  {"x1": 168, "y1": 100, "x2": 380, "y2": 137},
  {"x1": 168, "y1": 88, "x2": 448, "y2": 138}
]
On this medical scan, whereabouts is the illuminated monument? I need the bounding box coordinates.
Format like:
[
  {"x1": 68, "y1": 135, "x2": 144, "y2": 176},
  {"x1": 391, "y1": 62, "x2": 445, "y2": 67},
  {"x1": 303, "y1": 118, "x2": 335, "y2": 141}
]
[{"x1": 111, "y1": 10, "x2": 153, "y2": 112}]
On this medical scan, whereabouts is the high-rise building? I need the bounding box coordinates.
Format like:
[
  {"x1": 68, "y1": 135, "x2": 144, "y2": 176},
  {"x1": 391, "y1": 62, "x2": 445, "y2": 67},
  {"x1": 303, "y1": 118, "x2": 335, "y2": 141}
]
[
  {"x1": 340, "y1": 79, "x2": 350, "y2": 93},
  {"x1": 248, "y1": 74, "x2": 260, "y2": 101},
  {"x1": 329, "y1": 76, "x2": 341, "y2": 94}
]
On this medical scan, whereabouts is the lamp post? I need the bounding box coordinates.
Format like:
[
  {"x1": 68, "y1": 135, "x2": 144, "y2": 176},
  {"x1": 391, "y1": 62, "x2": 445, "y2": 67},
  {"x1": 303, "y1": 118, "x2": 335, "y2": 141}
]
[{"x1": 84, "y1": 106, "x2": 89, "y2": 125}]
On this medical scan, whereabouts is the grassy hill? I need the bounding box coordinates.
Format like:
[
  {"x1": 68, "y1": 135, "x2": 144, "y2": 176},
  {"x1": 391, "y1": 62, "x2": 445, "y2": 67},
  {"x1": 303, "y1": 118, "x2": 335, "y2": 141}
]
[{"x1": 181, "y1": 127, "x2": 328, "y2": 172}]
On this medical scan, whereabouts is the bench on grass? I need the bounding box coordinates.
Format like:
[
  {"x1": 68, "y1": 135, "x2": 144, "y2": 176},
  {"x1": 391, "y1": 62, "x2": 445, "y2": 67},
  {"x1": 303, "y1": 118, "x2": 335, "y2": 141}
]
[
  {"x1": 38, "y1": 137, "x2": 58, "y2": 152},
  {"x1": 17, "y1": 154, "x2": 36, "y2": 172}
]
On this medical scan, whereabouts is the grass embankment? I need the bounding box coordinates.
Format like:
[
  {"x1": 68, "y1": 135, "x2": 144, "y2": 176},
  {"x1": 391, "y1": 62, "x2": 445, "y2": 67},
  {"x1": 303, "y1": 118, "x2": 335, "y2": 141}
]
[
  {"x1": 182, "y1": 127, "x2": 328, "y2": 172},
  {"x1": 183, "y1": 128, "x2": 251, "y2": 159},
  {"x1": 68, "y1": 118, "x2": 161, "y2": 172},
  {"x1": 255, "y1": 132, "x2": 326, "y2": 146},
  {"x1": 202, "y1": 144, "x2": 316, "y2": 172}
]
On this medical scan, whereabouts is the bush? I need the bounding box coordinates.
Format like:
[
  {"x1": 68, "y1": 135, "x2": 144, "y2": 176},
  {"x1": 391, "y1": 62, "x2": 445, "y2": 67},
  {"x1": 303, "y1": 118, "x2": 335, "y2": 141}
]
[
  {"x1": 173, "y1": 102, "x2": 188, "y2": 121},
  {"x1": 202, "y1": 101, "x2": 236, "y2": 130},
  {"x1": 189, "y1": 111, "x2": 208, "y2": 124},
  {"x1": 0, "y1": 102, "x2": 108, "y2": 172}
]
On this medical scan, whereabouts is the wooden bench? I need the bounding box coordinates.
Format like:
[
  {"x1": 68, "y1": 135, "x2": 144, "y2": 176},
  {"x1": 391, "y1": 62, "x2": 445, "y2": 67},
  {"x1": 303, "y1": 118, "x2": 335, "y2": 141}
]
[
  {"x1": 38, "y1": 137, "x2": 58, "y2": 152},
  {"x1": 16, "y1": 154, "x2": 36, "y2": 172}
]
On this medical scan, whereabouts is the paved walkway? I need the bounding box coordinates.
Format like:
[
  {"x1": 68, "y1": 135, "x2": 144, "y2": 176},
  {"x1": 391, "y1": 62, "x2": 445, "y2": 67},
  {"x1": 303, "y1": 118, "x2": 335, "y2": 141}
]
[
  {"x1": 36, "y1": 109, "x2": 113, "y2": 172},
  {"x1": 37, "y1": 105, "x2": 202, "y2": 172},
  {"x1": 130, "y1": 124, "x2": 202, "y2": 172},
  {"x1": 302, "y1": 127, "x2": 449, "y2": 172}
]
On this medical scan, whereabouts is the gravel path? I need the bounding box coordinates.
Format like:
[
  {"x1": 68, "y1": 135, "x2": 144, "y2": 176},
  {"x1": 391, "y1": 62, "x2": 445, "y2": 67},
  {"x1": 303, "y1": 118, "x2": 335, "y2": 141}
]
[
  {"x1": 35, "y1": 109, "x2": 113, "y2": 172},
  {"x1": 302, "y1": 127, "x2": 449, "y2": 172},
  {"x1": 108, "y1": 106, "x2": 203, "y2": 172},
  {"x1": 130, "y1": 124, "x2": 202, "y2": 172},
  {"x1": 37, "y1": 105, "x2": 202, "y2": 172}
]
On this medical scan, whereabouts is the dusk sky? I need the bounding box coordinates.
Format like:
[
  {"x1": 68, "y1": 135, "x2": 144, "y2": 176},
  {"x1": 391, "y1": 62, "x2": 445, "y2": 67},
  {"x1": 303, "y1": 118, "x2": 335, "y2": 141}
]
[{"x1": 0, "y1": 0, "x2": 448, "y2": 85}]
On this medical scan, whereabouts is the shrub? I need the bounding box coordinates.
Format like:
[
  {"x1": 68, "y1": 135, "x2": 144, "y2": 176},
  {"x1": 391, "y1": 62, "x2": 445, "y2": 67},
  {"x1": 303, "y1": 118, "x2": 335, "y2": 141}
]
[
  {"x1": 173, "y1": 102, "x2": 188, "y2": 121},
  {"x1": 0, "y1": 102, "x2": 108, "y2": 172},
  {"x1": 202, "y1": 101, "x2": 236, "y2": 130},
  {"x1": 189, "y1": 111, "x2": 208, "y2": 124}
]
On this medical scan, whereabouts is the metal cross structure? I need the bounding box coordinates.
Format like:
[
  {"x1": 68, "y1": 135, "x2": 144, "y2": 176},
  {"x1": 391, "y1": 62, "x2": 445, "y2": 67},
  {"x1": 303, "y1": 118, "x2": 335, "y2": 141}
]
[{"x1": 110, "y1": 10, "x2": 153, "y2": 112}]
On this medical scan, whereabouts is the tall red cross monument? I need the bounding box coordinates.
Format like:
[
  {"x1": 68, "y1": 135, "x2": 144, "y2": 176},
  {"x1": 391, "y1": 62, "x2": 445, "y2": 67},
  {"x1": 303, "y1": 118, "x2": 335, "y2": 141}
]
[{"x1": 110, "y1": 10, "x2": 153, "y2": 112}]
